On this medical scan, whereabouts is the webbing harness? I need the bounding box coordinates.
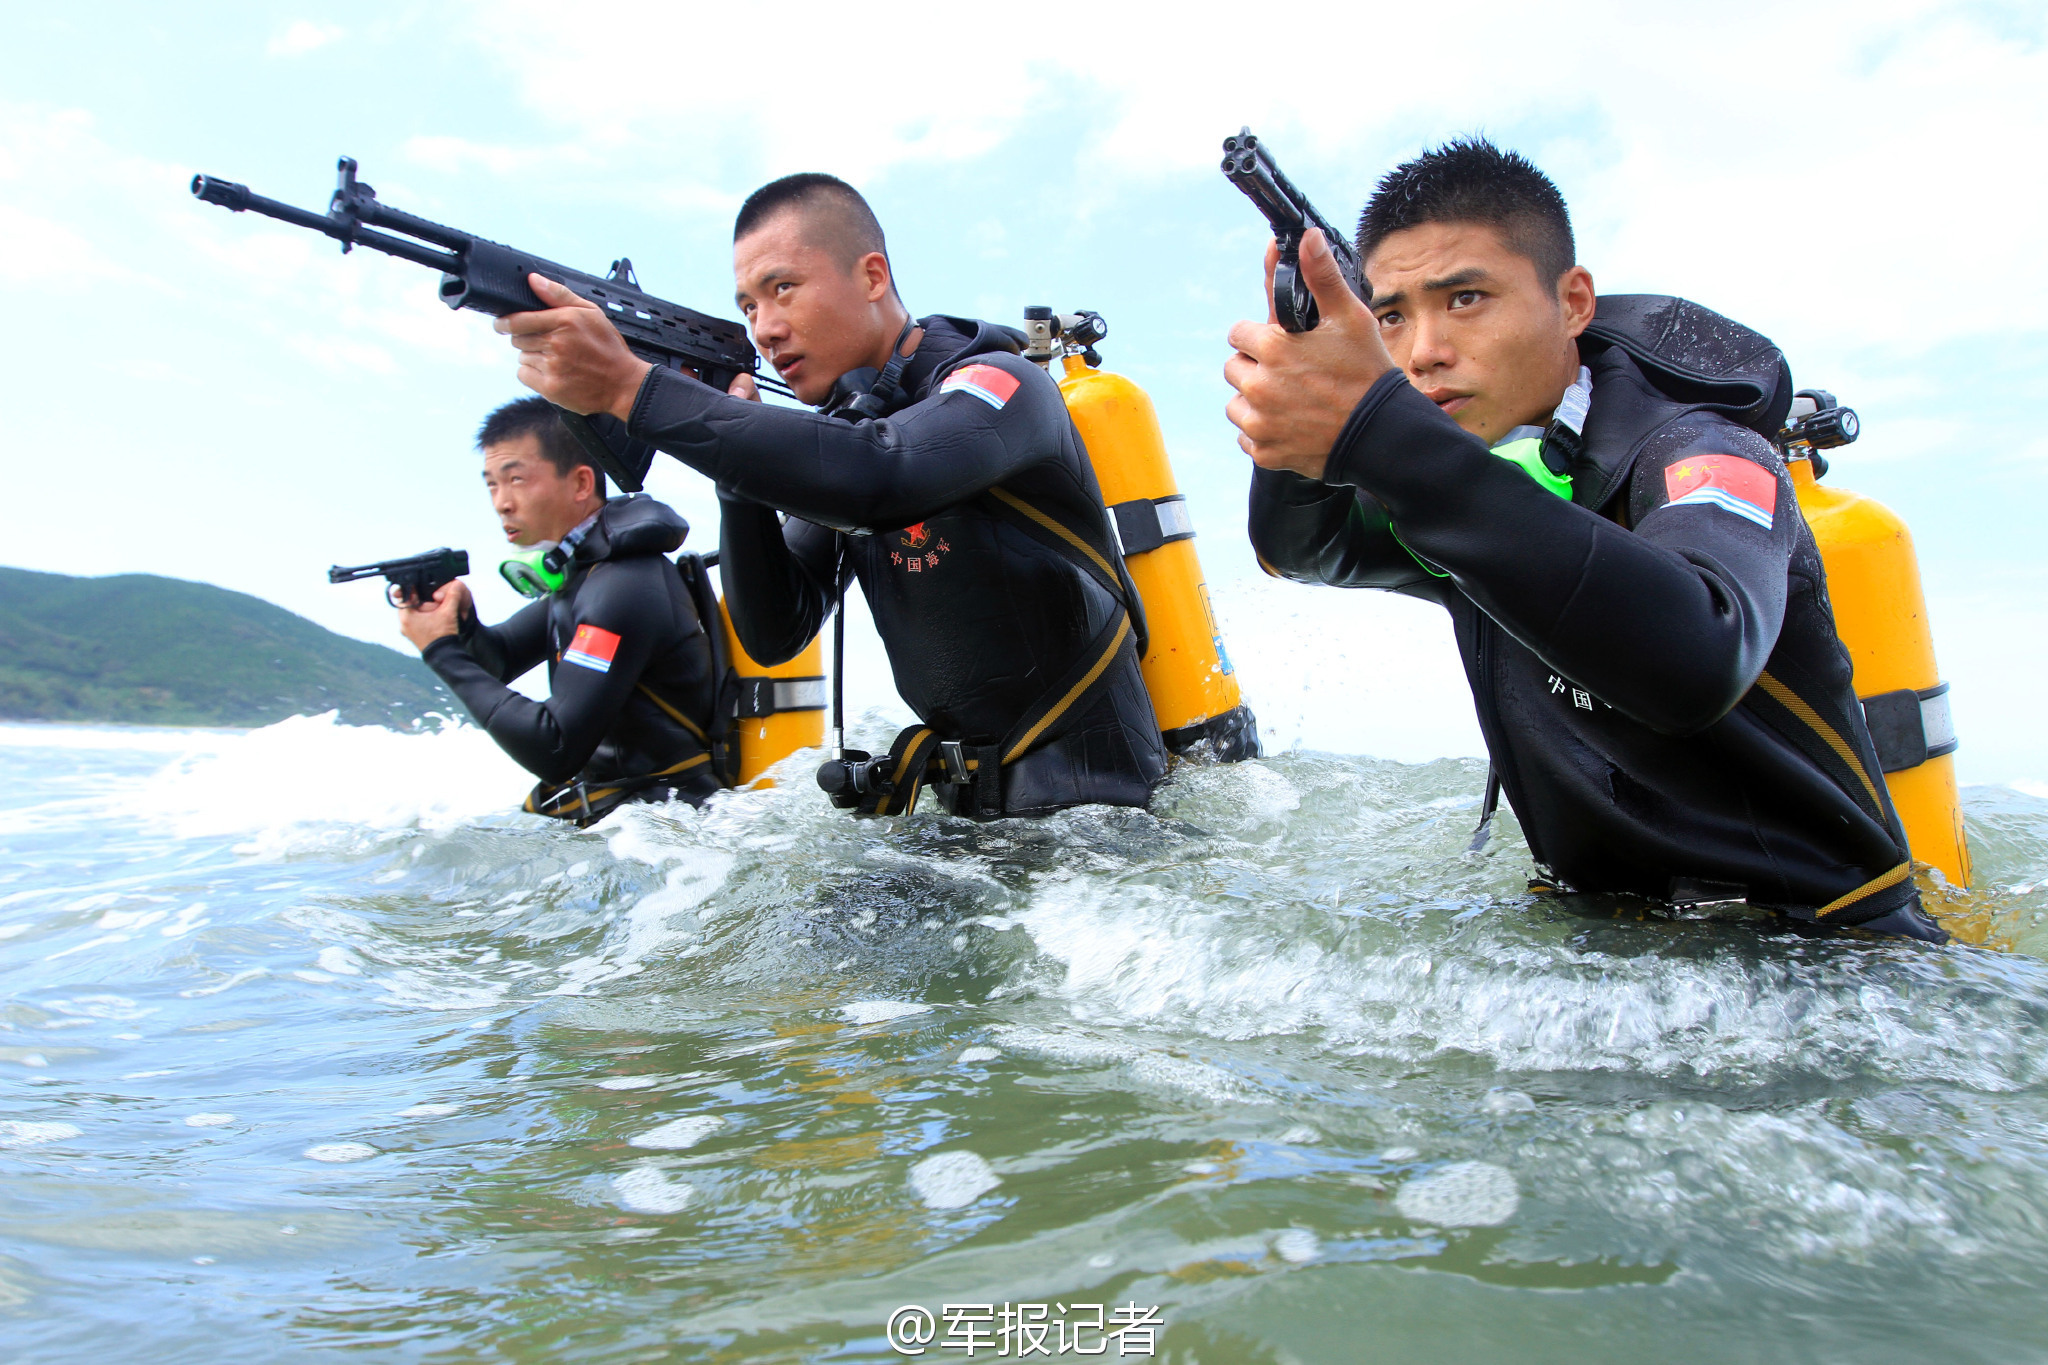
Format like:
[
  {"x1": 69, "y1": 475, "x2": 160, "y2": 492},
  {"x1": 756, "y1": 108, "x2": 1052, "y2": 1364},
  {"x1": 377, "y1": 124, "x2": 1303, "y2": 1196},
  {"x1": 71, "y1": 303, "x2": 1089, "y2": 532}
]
[
  {"x1": 522, "y1": 552, "x2": 732, "y2": 826},
  {"x1": 523, "y1": 751, "x2": 712, "y2": 827},
  {"x1": 851, "y1": 484, "x2": 1141, "y2": 819}
]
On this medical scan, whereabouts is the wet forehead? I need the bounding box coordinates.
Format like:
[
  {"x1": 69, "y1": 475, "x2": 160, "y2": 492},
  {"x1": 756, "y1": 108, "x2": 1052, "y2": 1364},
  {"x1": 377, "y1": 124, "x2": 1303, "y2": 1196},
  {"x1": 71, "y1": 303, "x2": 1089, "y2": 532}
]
[
  {"x1": 482, "y1": 433, "x2": 544, "y2": 476},
  {"x1": 1365, "y1": 221, "x2": 1526, "y2": 300},
  {"x1": 732, "y1": 213, "x2": 837, "y2": 296}
]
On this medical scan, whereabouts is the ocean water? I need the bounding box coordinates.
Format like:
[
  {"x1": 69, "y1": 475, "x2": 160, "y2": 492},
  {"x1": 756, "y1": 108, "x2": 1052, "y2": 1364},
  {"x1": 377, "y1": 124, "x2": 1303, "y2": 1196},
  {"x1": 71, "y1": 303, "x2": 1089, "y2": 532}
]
[{"x1": 3, "y1": 714, "x2": 2047, "y2": 1363}]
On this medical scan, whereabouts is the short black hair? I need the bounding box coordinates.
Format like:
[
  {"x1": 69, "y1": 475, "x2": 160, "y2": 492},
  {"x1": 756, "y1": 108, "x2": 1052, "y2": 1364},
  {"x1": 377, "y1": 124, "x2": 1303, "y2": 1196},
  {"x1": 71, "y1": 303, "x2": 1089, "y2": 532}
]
[
  {"x1": 1357, "y1": 137, "x2": 1575, "y2": 294},
  {"x1": 476, "y1": 395, "x2": 605, "y2": 494},
  {"x1": 733, "y1": 172, "x2": 891, "y2": 277}
]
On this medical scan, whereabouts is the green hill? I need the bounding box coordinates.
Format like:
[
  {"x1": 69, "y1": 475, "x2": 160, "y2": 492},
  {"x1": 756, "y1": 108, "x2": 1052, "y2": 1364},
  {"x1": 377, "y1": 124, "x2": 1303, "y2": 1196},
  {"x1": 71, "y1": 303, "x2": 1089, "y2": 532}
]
[{"x1": 0, "y1": 566, "x2": 454, "y2": 729}]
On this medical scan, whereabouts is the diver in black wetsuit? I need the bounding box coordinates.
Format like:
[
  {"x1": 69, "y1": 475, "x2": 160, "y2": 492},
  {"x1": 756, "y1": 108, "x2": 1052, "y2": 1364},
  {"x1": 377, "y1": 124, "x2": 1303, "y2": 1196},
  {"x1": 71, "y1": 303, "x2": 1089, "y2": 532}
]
[
  {"x1": 493, "y1": 175, "x2": 1166, "y2": 819},
  {"x1": 399, "y1": 397, "x2": 721, "y2": 825},
  {"x1": 1224, "y1": 138, "x2": 1945, "y2": 942}
]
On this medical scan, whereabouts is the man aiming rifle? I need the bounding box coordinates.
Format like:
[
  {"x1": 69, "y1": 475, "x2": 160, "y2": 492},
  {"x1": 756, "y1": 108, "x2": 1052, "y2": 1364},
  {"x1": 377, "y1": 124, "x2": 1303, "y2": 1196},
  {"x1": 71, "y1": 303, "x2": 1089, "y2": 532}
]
[{"x1": 495, "y1": 175, "x2": 1166, "y2": 819}]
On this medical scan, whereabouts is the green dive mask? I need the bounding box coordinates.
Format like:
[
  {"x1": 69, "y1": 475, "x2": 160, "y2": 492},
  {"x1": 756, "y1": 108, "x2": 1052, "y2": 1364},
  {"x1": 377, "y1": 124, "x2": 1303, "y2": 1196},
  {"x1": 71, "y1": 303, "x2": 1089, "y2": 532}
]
[{"x1": 499, "y1": 547, "x2": 568, "y2": 599}]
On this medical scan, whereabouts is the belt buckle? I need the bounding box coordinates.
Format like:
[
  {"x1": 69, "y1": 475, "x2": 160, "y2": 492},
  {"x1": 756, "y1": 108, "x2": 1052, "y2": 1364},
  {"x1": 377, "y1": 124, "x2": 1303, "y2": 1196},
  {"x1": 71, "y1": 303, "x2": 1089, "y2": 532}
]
[{"x1": 939, "y1": 740, "x2": 970, "y2": 785}]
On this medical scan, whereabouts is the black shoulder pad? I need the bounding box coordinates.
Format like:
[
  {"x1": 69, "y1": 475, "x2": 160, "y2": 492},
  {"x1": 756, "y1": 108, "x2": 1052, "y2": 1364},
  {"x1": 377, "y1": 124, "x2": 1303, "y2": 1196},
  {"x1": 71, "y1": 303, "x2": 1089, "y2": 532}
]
[{"x1": 1584, "y1": 295, "x2": 1794, "y2": 439}]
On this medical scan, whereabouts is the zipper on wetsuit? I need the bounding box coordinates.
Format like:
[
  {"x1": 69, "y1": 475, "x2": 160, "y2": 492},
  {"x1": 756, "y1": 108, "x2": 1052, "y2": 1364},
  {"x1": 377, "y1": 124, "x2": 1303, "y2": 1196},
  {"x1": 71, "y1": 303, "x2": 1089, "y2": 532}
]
[{"x1": 1466, "y1": 618, "x2": 1546, "y2": 871}]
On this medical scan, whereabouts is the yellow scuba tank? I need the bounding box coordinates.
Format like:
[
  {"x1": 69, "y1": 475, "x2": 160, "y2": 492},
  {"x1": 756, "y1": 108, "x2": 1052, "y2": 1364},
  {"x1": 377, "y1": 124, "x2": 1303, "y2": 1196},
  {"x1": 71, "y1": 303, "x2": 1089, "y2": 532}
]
[
  {"x1": 1783, "y1": 390, "x2": 1970, "y2": 886},
  {"x1": 717, "y1": 596, "x2": 826, "y2": 787},
  {"x1": 1022, "y1": 308, "x2": 1259, "y2": 759}
]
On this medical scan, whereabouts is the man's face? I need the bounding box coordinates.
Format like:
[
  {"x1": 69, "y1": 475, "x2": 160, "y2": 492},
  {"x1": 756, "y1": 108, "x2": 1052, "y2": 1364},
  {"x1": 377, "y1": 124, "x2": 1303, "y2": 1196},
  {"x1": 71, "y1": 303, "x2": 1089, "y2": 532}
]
[
  {"x1": 1364, "y1": 221, "x2": 1591, "y2": 444},
  {"x1": 482, "y1": 434, "x2": 591, "y2": 546},
  {"x1": 734, "y1": 212, "x2": 889, "y2": 406}
]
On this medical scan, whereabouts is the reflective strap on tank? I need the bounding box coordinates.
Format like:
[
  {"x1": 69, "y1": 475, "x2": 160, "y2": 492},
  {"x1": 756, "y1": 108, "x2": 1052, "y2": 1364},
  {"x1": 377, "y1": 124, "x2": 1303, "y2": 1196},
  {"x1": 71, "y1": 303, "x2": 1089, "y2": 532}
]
[
  {"x1": 1110, "y1": 495, "x2": 1196, "y2": 557},
  {"x1": 1920, "y1": 683, "x2": 1957, "y2": 753},
  {"x1": 735, "y1": 675, "x2": 828, "y2": 719},
  {"x1": 773, "y1": 677, "x2": 828, "y2": 713},
  {"x1": 1860, "y1": 681, "x2": 1958, "y2": 774}
]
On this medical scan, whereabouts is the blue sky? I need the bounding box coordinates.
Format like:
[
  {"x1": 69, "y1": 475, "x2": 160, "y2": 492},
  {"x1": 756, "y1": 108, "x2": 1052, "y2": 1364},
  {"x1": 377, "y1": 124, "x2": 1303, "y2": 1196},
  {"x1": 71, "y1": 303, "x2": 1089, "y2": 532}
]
[{"x1": 4, "y1": 2, "x2": 2046, "y2": 778}]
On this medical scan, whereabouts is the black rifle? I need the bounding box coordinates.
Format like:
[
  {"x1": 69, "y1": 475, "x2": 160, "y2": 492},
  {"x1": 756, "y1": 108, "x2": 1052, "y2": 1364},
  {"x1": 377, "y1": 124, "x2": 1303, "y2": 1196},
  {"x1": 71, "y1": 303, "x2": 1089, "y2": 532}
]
[
  {"x1": 1220, "y1": 128, "x2": 1367, "y2": 332},
  {"x1": 329, "y1": 548, "x2": 470, "y2": 608},
  {"x1": 192, "y1": 157, "x2": 787, "y2": 492}
]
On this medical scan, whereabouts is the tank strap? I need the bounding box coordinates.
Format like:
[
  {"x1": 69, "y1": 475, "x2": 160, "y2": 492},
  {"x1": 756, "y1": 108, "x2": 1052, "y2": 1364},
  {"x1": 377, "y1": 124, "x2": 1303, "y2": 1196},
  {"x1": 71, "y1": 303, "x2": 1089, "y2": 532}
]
[
  {"x1": 1110, "y1": 495, "x2": 1196, "y2": 556},
  {"x1": 983, "y1": 485, "x2": 1124, "y2": 597},
  {"x1": 671, "y1": 551, "x2": 742, "y2": 787},
  {"x1": 842, "y1": 485, "x2": 1145, "y2": 819},
  {"x1": 635, "y1": 682, "x2": 708, "y2": 745},
  {"x1": 980, "y1": 484, "x2": 1148, "y2": 658},
  {"x1": 1861, "y1": 683, "x2": 1958, "y2": 773},
  {"x1": 1744, "y1": 669, "x2": 1925, "y2": 919},
  {"x1": 856, "y1": 726, "x2": 947, "y2": 817},
  {"x1": 522, "y1": 751, "x2": 713, "y2": 827},
  {"x1": 1813, "y1": 860, "x2": 1914, "y2": 921},
  {"x1": 856, "y1": 611, "x2": 1136, "y2": 819},
  {"x1": 1751, "y1": 670, "x2": 1887, "y2": 816}
]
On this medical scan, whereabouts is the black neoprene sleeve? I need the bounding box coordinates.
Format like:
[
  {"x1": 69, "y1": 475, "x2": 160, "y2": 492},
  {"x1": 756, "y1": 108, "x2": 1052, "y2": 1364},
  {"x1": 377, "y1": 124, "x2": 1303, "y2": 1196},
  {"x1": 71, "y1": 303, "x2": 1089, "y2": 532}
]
[
  {"x1": 625, "y1": 356, "x2": 1067, "y2": 533},
  {"x1": 1279, "y1": 372, "x2": 1793, "y2": 735},
  {"x1": 459, "y1": 594, "x2": 551, "y2": 683},
  {"x1": 715, "y1": 495, "x2": 844, "y2": 668},
  {"x1": 424, "y1": 559, "x2": 672, "y2": 782}
]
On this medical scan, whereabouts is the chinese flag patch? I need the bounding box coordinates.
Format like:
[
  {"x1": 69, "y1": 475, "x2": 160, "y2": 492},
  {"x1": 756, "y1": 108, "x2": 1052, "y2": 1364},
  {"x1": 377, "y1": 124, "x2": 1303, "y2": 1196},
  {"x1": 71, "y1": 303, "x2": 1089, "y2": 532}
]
[
  {"x1": 562, "y1": 623, "x2": 621, "y2": 673},
  {"x1": 1663, "y1": 454, "x2": 1778, "y2": 530},
  {"x1": 939, "y1": 363, "x2": 1022, "y2": 410}
]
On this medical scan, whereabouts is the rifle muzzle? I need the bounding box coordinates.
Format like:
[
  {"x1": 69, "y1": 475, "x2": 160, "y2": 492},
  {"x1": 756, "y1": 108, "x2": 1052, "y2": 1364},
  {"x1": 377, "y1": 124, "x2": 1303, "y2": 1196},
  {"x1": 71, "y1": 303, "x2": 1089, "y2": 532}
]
[{"x1": 191, "y1": 175, "x2": 252, "y2": 211}]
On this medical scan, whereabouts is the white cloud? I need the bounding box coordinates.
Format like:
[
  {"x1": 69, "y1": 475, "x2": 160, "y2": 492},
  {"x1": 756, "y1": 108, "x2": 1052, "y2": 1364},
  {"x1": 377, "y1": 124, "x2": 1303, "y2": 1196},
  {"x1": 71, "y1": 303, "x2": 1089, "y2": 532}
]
[
  {"x1": 456, "y1": 0, "x2": 2047, "y2": 364},
  {"x1": 266, "y1": 20, "x2": 343, "y2": 58}
]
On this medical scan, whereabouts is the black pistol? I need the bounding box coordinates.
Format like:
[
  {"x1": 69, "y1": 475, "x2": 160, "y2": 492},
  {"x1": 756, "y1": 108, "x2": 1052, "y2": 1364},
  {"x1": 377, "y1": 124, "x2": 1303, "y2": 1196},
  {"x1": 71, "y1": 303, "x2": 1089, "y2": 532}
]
[
  {"x1": 191, "y1": 157, "x2": 789, "y2": 492},
  {"x1": 1220, "y1": 128, "x2": 1368, "y2": 332},
  {"x1": 328, "y1": 548, "x2": 470, "y2": 608}
]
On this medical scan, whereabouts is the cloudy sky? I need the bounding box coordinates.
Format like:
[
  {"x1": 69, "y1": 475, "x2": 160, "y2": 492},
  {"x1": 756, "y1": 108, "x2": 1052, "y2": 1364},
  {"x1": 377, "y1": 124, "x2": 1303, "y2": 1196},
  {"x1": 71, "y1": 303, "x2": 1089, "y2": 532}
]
[{"x1": 5, "y1": 2, "x2": 2045, "y2": 778}]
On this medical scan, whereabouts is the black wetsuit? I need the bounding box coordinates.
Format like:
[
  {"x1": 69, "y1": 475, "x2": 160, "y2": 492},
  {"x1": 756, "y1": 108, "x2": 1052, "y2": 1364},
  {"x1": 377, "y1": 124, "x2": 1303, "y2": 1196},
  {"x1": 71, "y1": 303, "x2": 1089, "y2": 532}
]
[
  {"x1": 623, "y1": 315, "x2": 1166, "y2": 817},
  {"x1": 424, "y1": 495, "x2": 721, "y2": 822},
  {"x1": 1249, "y1": 295, "x2": 1940, "y2": 938}
]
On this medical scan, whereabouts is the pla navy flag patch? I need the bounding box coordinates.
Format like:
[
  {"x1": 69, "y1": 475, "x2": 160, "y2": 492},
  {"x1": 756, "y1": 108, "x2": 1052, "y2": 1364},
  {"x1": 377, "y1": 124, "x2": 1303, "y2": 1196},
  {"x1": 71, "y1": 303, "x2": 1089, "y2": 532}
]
[
  {"x1": 940, "y1": 363, "x2": 1021, "y2": 410},
  {"x1": 1664, "y1": 454, "x2": 1778, "y2": 530},
  {"x1": 563, "y1": 624, "x2": 621, "y2": 673}
]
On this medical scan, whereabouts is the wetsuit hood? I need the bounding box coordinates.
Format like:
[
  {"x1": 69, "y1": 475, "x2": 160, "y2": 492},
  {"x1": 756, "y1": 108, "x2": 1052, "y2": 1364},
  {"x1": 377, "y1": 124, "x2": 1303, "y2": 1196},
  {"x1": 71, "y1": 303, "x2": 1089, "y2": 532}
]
[
  {"x1": 1581, "y1": 295, "x2": 1794, "y2": 434},
  {"x1": 1570, "y1": 295, "x2": 1796, "y2": 514},
  {"x1": 575, "y1": 495, "x2": 688, "y2": 564}
]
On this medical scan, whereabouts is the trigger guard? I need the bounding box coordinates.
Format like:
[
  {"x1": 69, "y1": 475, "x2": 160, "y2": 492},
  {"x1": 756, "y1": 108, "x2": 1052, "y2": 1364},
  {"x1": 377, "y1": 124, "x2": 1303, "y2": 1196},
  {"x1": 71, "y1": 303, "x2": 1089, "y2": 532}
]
[{"x1": 1273, "y1": 262, "x2": 1320, "y2": 332}]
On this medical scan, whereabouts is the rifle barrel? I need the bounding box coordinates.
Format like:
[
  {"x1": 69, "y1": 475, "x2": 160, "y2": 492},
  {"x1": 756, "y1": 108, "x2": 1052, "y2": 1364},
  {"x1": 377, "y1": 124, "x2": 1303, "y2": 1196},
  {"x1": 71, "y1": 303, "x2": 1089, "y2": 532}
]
[{"x1": 190, "y1": 174, "x2": 462, "y2": 273}]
